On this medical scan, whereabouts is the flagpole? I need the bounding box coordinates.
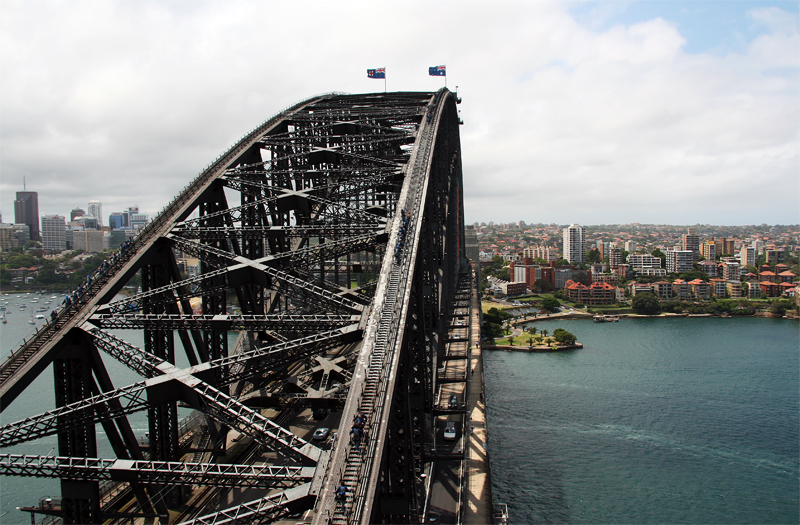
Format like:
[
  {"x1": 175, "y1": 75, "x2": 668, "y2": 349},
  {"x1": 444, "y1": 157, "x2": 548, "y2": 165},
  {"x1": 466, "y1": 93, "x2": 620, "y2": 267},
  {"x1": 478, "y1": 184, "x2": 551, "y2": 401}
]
[{"x1": 444, "y1": 65, "x2": 447, "y2": 89}]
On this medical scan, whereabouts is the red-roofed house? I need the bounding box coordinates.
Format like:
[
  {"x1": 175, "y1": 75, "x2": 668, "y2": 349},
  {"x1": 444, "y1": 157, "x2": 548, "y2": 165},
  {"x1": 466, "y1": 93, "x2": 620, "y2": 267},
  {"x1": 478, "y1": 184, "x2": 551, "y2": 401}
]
[
  {"x1": 651, "y1": 281, "x2": 673, "y2": 299},
  {"x1": 672, "y1": 279, "x2": 691, "y2": 300},
  {"x1": 759, "y1": 271, "x2": 776, "y2": 283},
  {"x1": 688, "y1": 279, "x2": 711, "y2": 300},
  {"x1": 564, "y1": 280, "x2": 617, "y2": 305},
  {"x1": 778, "y1": 271, "x2": 796, "y2": 283},
  {"x1": 759, "y1": 280, "x2": 782, "y2": 297}
]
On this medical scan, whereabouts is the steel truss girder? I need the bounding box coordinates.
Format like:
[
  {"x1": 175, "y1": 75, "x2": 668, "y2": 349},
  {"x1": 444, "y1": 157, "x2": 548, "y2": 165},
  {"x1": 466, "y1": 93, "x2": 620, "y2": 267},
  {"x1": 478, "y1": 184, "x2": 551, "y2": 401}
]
[
  {"x1": 88, "y1": 313, "x2": 361, "y2": 332},
  {"x1": 179, "y1": 483, "x2": 312, "y2": 525},
  {"x1": 0, "y1": 454, "x2": 314, "y2": 488},
  {"x1": 177, "y1": 186, "x2": 388, "y2": 229},
  {"x1": 170, "y1": 224, "x2": 382, "y2": 241}
]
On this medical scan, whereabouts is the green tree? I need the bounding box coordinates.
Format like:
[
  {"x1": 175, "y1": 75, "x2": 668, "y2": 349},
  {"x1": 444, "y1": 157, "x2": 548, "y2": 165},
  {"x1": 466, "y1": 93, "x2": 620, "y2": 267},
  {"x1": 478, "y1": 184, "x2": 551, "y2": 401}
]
[
  {"x1": 6, "y1": 254, "x2": 36, "y2": 268},
  {"x1": 678, "y1": 270, "x2": 710, "y2": 282},
  {"x1": 586, "y1": 249, "x2": 602, "y2": 264},
  {"x1": 539, "y1": 296, "x2": 561, "y2": 313},
  {"x1": 533, "y1": 278, "x2": 553, "y2": 293},
  {"x1": 632, "y1": 292, "x2": 661, "y2": 315},
  {"x1": 482, "y1": 307, "x2": 512, "y2": 339},
  {"x1": 571, "y1": 271, "x2": 589, "y2": 285},
  {"x1": 651, "y1": 248, "x2": 666, "y2": 268},
  {"x1": 770, "y1": 300, "x2": 794, "y2": 317},
  {"x1": 552, "y1": 328, "x2": 577, "y2": 345}
]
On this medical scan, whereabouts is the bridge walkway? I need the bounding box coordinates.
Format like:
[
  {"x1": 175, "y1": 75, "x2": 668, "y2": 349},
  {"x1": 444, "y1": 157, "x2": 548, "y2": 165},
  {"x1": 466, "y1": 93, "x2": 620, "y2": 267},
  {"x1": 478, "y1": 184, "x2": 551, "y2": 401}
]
[{"x1": 464, "y1": 268, "x2": 493, "y2": 525}]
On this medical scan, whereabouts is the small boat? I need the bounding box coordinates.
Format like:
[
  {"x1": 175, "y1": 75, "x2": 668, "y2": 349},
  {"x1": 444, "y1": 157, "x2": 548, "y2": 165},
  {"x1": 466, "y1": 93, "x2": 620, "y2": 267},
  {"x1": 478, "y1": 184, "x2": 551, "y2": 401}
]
[
  {"x1": 593, "y1": 315, "x2": 620, "y2": 323},
  {"x1": 28, "y1": 316, "x2": 35, "y2": 324},
  {"x1": 1, "y1": 316, "x2": 6, "y2": 324},
  {"x1": 34, "y1": 314, "x2": 45, "y2": 319},
  {"x1": 18, "y1": 304, "x2": 27, "y2": 309},
  {"x1": 31, "y1": 299, "x2": 38, "y2": 303}
]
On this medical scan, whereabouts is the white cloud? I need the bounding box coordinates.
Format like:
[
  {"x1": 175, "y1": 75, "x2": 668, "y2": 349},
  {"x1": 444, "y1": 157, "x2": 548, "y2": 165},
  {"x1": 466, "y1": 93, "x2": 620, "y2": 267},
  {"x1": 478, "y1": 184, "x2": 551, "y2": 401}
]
[{"x1": 0, "y1": 0, "x2": 797, "y2": 226}]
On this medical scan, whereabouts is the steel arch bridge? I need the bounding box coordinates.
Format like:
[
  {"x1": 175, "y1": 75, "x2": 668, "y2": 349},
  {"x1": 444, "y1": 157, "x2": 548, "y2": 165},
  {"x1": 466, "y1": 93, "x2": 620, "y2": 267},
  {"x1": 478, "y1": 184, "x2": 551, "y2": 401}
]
[{"x1": 0, "y1": 89, "x2": 468, "y2": 524}]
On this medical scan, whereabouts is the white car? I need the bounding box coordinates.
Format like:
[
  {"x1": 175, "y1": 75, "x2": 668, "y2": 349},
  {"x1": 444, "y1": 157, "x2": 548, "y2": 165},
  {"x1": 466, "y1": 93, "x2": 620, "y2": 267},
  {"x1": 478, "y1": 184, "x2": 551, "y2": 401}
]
[
  {"x1": 313, "y1": 428, "x2": 330, "y2": 441},
  {"x1": 443, "y1": 421, "x2": 456, "y2": 441}
]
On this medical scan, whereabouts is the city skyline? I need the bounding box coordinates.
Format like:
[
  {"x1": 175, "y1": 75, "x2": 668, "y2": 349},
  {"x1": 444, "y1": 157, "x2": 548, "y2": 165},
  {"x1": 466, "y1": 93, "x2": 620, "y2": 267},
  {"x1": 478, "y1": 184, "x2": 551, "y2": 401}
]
[{"x1": 1, "y1": 1, "x2": 798, "y2": 225}]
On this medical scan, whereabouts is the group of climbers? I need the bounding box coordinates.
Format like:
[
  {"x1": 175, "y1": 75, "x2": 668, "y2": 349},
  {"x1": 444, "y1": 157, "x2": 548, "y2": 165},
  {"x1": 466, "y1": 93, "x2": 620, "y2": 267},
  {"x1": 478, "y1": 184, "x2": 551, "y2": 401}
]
[
  {"x1": 52, "y1": 239, "x2": 136, "y2": 323},
  {"x1": 394, "y1": 209, "x2": 410, "y2": 264},
  {"x1": 350, "y1": 412, "x2": 368, "y2": 451}
]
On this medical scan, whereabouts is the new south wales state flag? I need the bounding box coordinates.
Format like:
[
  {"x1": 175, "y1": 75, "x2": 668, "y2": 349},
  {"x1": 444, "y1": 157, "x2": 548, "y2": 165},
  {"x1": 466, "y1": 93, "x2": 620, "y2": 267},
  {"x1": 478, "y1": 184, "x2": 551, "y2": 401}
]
[
  {"x1": 367, "y1": 68, "x2": 386, "y2": 79},
  {"x1": 429, "y1": 65, "x2": 446, "y2": 76}
]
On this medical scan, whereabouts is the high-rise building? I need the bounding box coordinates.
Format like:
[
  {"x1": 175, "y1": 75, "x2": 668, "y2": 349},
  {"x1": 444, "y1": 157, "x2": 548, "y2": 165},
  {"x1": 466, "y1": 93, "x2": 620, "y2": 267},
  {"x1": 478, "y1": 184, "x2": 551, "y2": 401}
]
[
  {"x1": 666, "y1": 249, "x2": 694, "y2": 273},
  {"x1": 624, "y1": 241, "x2": 637, "y2": 253},
  {"x1": 700, "y1": 241, "x2": 716, "y2": 261},
  {"x1": 108, "y1": 212, "x2": 125, "y2": 230},
  {"x1": 0, "y1": 224, "x2": 18, "y2": 250},
  {"x1": 740, "y1": 246, "x2": 756, "y2": 268},
  {"x1": 563, "y1": 224, "x2": 586, "y2": 264},
  {"x1": 14, "y1": 191, "x2": 39, "y2": 241},
  {"x1": 88, "y1": 200, "x2": 103, "y2": 227},
  {"x1": 681, "y1": 228, "x2": 699, "y2": 262},
  {"x1": 608, "y1": 247, "x2": 622, "y2": 269},
  {"x1": 70, "y1": 207, "x2": 86, "y2": 221},
  {"x1": 41, "y1": 215, "x2": 66, "y2": 252}
]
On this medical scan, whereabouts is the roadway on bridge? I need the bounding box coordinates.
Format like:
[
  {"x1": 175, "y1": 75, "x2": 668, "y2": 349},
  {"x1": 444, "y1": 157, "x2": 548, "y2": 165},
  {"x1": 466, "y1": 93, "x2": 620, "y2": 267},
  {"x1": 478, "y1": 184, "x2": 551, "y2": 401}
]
[{"x1": 426, "y1": 269, "x2": 492, "y2": 524}]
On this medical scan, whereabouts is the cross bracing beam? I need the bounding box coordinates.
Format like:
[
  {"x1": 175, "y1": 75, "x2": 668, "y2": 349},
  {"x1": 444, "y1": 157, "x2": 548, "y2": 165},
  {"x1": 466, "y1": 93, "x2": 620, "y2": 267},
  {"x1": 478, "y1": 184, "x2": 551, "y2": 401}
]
[
  {"x1": 0, "y1": 382, "x2": 148, "y2": 448},
  {"x1": 178, "y1": 483, "x2": 312, "y2": 525},
  {"x1": 97, "y1": 256, "x2": 367, "y2": 316},
  {"x1": 0, "y1": 454, "x2": 314, "y2": 488}
]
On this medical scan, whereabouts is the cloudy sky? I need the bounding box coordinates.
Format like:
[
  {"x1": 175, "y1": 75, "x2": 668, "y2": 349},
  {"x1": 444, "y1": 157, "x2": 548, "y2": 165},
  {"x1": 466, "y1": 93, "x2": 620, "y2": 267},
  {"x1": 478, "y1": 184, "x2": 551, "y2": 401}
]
[{"x1": 1, "y1": 0, "x2": 798, "y2": 226}]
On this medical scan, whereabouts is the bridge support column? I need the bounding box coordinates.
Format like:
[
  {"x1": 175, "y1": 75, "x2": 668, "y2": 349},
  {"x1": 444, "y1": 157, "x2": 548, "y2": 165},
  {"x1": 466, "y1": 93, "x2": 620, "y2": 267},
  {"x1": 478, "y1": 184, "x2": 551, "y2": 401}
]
[{"x1": 54, "y1": 344, "x2": 99, "y2": 524}]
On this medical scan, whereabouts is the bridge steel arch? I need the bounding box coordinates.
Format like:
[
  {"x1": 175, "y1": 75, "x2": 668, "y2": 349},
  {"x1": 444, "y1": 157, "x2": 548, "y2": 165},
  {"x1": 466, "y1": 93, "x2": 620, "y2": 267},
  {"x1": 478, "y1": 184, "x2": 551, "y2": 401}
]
[{"x1": 0, "y1": 89, "x2": 466, "y2": 524}]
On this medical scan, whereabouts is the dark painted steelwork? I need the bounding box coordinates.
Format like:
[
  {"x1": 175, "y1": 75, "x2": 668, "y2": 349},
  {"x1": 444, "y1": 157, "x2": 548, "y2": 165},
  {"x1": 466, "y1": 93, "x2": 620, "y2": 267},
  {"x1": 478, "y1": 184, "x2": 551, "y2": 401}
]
[{"x1": 0, "y1": 89, "x2": 465, "y2": 524}]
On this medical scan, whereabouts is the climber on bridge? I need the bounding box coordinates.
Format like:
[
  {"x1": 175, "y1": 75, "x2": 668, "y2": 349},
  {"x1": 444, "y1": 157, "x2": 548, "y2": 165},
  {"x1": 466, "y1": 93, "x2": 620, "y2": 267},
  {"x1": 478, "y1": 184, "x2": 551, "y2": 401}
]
[{"x1": 336, "y1": 483, "x2": 348, "y2": 513}]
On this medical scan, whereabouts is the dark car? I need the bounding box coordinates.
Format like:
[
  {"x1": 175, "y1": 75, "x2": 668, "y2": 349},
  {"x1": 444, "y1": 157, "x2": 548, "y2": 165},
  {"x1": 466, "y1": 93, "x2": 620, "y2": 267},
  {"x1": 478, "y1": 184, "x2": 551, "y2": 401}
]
[{"x1": 313, "y1": 408, "x2": 329, "y2": 420}]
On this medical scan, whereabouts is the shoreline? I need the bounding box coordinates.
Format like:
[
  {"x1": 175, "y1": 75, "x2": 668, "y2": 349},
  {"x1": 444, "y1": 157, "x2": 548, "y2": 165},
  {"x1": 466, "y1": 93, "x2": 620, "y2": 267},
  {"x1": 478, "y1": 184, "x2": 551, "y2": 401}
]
[
  {"x1": 512, "y1": 311, "x2": 797, "y2": 324},
  {"x1": 486, "y1": 343, "x2": 584, "y2": 352}
]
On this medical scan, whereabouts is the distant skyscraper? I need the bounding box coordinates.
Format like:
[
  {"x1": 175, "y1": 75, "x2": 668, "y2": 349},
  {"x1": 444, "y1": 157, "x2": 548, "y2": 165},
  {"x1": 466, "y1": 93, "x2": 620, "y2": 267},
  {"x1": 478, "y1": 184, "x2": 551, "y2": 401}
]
[
  {"x1": 14, "y1": 191, "x2": 39, "y2": 241},
  {"x1": 108, "y1": 212, "x2": 125, "y2": 230},
  {"x1": 681, "y1": 228, "x2": 699, "y2": 262},
  {"x1": 70, "y1": 207, "x2": 86, "y2": 221},
  {"x1": 563, "y1": 224, "x2": 586, "y2": 264},
  {"x1": 88, "y1": 200, "x2": 102, "y2": 227},
  {"x1": 41, "y1": 215, "x2": 66, "y2": 252}
]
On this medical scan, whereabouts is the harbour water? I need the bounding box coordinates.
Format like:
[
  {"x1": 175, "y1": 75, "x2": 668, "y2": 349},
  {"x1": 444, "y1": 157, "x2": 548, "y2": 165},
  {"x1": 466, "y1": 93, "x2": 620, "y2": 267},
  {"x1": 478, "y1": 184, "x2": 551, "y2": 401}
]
[{"x1": 485, "y1": 316, "x2": 799, "y2": 524}]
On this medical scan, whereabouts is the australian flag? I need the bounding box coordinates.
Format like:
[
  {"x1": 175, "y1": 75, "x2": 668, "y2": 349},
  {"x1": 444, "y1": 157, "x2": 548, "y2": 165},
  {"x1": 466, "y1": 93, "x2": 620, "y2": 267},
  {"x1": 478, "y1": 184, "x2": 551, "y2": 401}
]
[
  {"x1": 367, "y1": 68, "x2": 386, "y2": 79},
  {"x1": 429, "y1": 65, "x2": 446, "y2": 76}
]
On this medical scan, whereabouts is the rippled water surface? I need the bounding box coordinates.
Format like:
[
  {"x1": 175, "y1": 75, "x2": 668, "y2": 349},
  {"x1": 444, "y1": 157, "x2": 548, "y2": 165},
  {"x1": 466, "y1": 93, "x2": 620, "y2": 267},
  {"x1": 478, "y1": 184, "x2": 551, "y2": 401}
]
[{"x1": 484, "y1": 317, "x2": 799, "y2": 524}]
